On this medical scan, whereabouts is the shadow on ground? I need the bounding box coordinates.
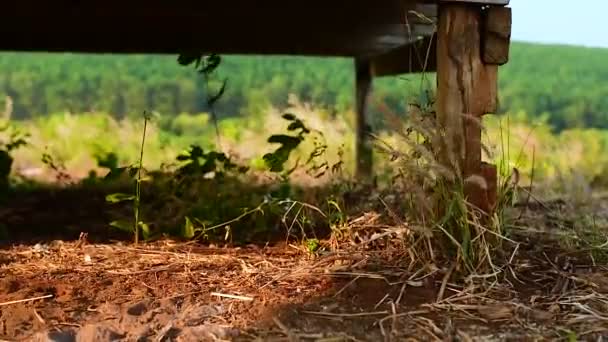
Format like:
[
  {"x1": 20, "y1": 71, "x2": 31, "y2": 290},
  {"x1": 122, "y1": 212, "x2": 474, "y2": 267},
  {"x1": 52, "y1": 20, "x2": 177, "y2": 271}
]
[{"x1": 0, "y1": 172, "x2": 380, "y2": 247}]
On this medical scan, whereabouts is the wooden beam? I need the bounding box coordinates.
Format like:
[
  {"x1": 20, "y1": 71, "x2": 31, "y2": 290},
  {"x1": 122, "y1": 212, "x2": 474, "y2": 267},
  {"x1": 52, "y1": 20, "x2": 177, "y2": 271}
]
[
  {"x1": 437, "y1": 0, "x2": 509, "y2": 4},
  {"x1": 355, "y1": 58, "x2": 374, "y2": 181},
  {"x1": 436, "y1": 2, "x2": 498, "y2": 215},
  {"x1": 482, "y1": 6, "x2": 512, "y2": 65}
]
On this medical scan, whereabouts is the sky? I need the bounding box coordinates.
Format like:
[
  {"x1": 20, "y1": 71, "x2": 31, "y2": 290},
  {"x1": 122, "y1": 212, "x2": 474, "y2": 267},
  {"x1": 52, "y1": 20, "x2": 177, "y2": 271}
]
[{"x1": 510, "y1": 0, "x2": 608, "y2": 48}]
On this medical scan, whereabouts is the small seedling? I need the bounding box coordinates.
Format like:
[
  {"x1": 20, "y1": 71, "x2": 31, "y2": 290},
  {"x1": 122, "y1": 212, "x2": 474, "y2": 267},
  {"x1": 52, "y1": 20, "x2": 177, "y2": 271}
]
[
  {"x1": 105, "y1": 111, "x2": 151, "y2": 244},
  {"x1": 305, "y1": 238, "x2": 320, "y2": 254},
  {"x1": 0, "y1": 121, "x2": 28, "y2": 193}
]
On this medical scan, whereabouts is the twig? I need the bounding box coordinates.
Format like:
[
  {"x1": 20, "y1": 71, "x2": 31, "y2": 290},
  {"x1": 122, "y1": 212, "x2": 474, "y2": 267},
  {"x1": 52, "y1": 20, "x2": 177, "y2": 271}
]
[
  {"x1": 303, "y1": 310, "x2": 389, "y2": 318},
  {"x1": 0, "y1": 294, "x2": 53, "y2": 307},
  {"x1": 377, "y1": 309, "x2": 431, "y2": 325},
  {"x1": 396, "y1": 282, "x2": 407, "y2": 305},
  {"x1": 374, "y1": 293, "x2": 390, "y2": 310},
  {"x1": 194, "y1": 204, "x2": 265, "y2": 237},
  {"x1": 55, "y1": 322, "x2": 81, "y2": 328},
  {"x1": 210, "y1": 292, "x2": 254, "y2": 301},
  {"x1": 273, "y1": 317, "x2": 297, "y2": 342},
  {"x1": 437, "y1": 263, "x2": 455, "y2": 302},
  {"x1": 333, "y1": 275, "x2": 361, "y2": 298},
  {"x1": 33, "y1": 308, "x2": 45, "y2": 324},
  {"x1": 155, "y1": 321, "x2": 176, "y2": 342}
]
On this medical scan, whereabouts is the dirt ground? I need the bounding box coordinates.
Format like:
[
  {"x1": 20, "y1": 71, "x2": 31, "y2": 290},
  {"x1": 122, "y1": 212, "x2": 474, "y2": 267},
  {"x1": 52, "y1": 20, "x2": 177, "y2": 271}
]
[
  {"x1": 2, "y1": 188, "x2": 608, "y2": 341},
  {"x1": 2, "y1": 233, "x2": 608, "y2": 342}
]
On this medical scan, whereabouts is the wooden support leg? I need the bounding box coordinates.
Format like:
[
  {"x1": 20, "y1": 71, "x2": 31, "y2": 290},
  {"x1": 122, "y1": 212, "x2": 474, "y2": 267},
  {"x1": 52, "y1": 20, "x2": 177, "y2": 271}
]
[
  {"x1": 436, "y1": 3, "x2": 501, "y2": 215},
  {"x1": 355, "y1": 57, "x2": 373, "y2": 181}
]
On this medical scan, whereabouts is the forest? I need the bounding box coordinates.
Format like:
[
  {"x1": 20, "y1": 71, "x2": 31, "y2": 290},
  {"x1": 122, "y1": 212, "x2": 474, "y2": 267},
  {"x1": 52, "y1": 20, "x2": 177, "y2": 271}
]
[{"x1": 0, "y1": 41, "x2": 607, "y2": 131}]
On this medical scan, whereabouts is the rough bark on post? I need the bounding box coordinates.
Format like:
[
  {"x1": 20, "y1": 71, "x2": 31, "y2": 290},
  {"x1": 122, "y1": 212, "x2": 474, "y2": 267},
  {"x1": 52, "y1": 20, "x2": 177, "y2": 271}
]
[
  {"x1": 436, "y1": 3, "x2": 498, "y2": 215},
  {"x1": 482, "y1": 6, "x2": 512, "y2": 65},
  {"x1": 355, "y1": 57, "x2": 373, "y2": 181}
]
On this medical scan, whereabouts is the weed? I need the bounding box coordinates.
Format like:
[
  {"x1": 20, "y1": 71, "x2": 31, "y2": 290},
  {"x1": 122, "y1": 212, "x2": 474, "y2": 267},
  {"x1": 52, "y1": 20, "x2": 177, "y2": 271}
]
[
  {"x1": 0, "y1": 117, "x2": 28, "y2": 193},
  {"x1": 40, "y1": 149, "x2": 75, "y2": 185},
  {"x1": 175, "y1": 145, "x2": 248, "y2": 178},
  {"x1": 177, "y1": 53, "x2": 225, "y2": 147},
  {"x1": 262, "y1": 113, "x2": 312, "y2": 176},
  {"x1": 305, "y1": 238, "x2": 321, "y2": 254},
  {"x1": 372, "y1": 91, "x2": 516, "y2": 275},
  {"x1": 105, "y1": 112, "x2": 152, "y2": 244}
]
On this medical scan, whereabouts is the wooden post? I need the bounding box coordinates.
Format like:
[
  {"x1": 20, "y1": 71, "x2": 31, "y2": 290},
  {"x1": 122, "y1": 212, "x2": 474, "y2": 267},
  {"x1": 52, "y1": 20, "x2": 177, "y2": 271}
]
[
  {"x1": 355, "y1": 57, "x2": 373, "y2": 181},
  {"x1": 436, "y1": 3, "x2": 500, "y2": 215}
]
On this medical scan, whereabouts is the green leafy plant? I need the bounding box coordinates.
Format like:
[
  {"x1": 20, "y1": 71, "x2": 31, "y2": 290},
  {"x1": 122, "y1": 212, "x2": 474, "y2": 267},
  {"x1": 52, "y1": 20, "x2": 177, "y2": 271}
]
[
  {"x1": 41, "y1": 152, "x2": 71, "y2": 183},
  {"x1": 105, "y1": 112, "x2": 151, "y2": 244},
  {"x1": 0, "y1": 120, "x2": 28, "y2": 193},
  {"x1": 262, "y1": 113, "x2": 311, "y2": 175},
  {"x1": 183, "y1": 204, "x2": 265, "y2": 242},
  {"x1": 176, "y1": 145, "x2": 248, "y2": 178},
  {"x1": 177, "y1": 53, "x2": 226, "y2": 145},
  {"x1": 305, "y1": 238, "x2": 320, "y2": 253},
  {"x1": 97, "y1": 152, "x2": 129, "y2": 181}
]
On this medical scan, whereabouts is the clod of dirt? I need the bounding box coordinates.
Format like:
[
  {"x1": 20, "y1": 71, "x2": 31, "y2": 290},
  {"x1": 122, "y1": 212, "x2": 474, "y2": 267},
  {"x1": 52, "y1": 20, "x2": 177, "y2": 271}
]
[
  {"x1": 32, "y1": 330, "x2": 76, "y2": 342},
  {"x1": 152, "y1": 321, "x2": 179, "y2": 341},
  {"x1": 180, "y1": 304, "x2": 224, "y2": 326},
  {"x1": 76, "y1": 323, "x2": 125, "y2": 342},
  {"x1": 127, "y1": 300, "x2": 150, "y2": 316},
  {"x1": 175, "y1": 324, "x2": 240, "y2": 341},
  {"x1": 0, "y1": 278, "x2": 20, "y2": 293},
  {"x1": 53, "y1": 284, "x2": 75, "y2": 303}
]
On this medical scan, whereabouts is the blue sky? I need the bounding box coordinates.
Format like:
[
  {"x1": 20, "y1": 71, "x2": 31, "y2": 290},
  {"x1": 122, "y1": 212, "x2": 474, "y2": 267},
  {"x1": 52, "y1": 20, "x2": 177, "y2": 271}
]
[{"x1": 510, "y1": 0, "x2": 607, "y2": 48}]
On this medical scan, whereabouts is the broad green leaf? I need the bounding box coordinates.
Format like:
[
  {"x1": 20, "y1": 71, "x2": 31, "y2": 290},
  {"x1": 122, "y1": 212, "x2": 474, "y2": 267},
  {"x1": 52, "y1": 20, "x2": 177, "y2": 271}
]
[
  {"x1": 176, "y1": 154, "x2": 192, "y2": 161},
  {"x1": 267, "y1": 134, "x2": 302, "y2": 147},
  {"x1": 200, "y1": 54, "x2": 222, "y2": 74},
  {"x1": 287, "y1": 121, "x2": 308, "y2": 132},
  {"x1": 182, "y1": 217, "x2": 195, "y2": 239},
  {"x1": 139, "y1": 222, "x2": 150, "y2": 240},
  {"x1": 105, "y1": 193, "x2": 135, "y2": 203},
  {"x1": 109, "y1": 220, "x2": 133, "y2": 232},
  {"x1": 282, "y1": 113, "x2": 296, "y2": 121},
  {"x1": 177, "y1": 53, "x2": 201, "y2": 66},
  {"x1": 96, "y1": 152, "x2": 119, "y2": 170}
]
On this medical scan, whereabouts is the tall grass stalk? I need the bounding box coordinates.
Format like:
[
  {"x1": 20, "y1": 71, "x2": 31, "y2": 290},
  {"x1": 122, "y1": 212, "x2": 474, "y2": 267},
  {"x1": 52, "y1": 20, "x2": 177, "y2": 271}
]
[{"x1": 133, "y1": 112, "x2": 149, "y2": 244}]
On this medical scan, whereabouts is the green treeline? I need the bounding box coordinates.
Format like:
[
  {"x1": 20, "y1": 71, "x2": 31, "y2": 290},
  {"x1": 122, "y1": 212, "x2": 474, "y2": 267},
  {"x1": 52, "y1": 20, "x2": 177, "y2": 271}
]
[{"x1": 0, "y1": 42, "x2": 607, "y2": 131}]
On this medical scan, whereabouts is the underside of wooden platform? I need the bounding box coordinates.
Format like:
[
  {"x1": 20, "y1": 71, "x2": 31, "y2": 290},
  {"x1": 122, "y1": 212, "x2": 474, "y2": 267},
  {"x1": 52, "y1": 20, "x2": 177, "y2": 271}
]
[
  {"x1": 2, "y1": 0, "x2": 508, "y2": 75},
  {"x1": 1, "y1": 0, "x2": 512, "y2": 214}
]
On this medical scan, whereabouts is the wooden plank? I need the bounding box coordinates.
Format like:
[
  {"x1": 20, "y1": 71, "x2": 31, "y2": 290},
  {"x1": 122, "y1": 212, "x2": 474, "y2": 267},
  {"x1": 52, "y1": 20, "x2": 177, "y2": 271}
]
[
  {"x1": 436, "y1": 3, "x2": 497, "y2": 214},
  {"x1": 482, "y1": 6, "x2": 512, "y2": 65},
  {"x1": 0, "y1": 21, "x2": 407, "y2": 57},
  {"x1": 355, "y1": 58, "x2": 374, "y2": 180},
  {"x1": 0, "y1": 0, "x2": 414, "y2": 57}
]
